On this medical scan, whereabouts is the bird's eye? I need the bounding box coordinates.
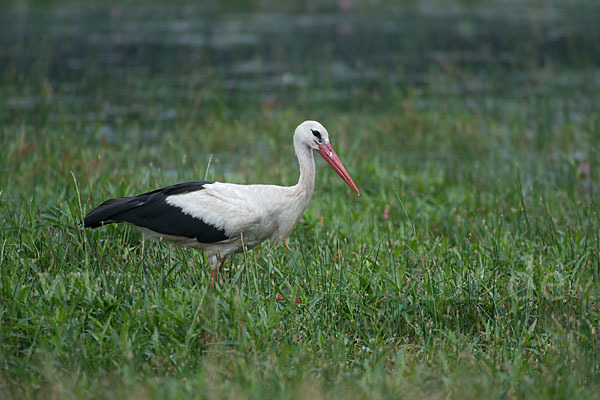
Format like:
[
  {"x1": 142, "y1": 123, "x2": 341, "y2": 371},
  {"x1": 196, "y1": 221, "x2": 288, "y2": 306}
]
[{"x1": 311, "y1": 129, "x2": 322, "y2": 141}]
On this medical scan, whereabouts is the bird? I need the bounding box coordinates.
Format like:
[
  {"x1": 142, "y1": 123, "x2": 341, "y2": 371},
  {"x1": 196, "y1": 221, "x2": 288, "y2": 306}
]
[{"x1": 83, "y1": 120, "x2": 359, "y2": 282}]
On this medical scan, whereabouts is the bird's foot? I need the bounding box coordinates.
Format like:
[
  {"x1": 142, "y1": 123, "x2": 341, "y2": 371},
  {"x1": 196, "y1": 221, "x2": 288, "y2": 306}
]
[{"x1": 276, "y1": 295, "x2": 302, "y2": 304}]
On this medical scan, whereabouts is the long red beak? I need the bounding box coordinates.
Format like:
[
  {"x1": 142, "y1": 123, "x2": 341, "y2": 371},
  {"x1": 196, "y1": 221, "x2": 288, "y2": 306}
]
[{"x1": 316, "y1": 142, "x2": 360, "y2": 195}]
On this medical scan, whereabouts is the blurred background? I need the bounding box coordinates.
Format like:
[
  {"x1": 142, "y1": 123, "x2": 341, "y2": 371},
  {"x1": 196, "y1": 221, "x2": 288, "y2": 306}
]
[{"x1": 3, "y1": 0, "x2": 599, "y2": 130}]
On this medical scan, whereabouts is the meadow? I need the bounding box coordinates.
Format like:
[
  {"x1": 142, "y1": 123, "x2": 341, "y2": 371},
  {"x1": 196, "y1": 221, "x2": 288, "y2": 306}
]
[{"x1": 1, "y1": 1, "x2": 600, "y2": 398}]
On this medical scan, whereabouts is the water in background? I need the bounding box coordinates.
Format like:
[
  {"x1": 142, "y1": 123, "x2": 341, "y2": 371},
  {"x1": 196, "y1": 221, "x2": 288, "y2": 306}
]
[{"x1": 2, "y1": 1, "x2": 600, "y2": 127}]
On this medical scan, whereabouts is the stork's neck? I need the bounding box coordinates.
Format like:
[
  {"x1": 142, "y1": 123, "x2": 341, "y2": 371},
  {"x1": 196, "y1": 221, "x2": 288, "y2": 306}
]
[{"x1": 292, "y1": 137, "x2": 315, "y2": 200}]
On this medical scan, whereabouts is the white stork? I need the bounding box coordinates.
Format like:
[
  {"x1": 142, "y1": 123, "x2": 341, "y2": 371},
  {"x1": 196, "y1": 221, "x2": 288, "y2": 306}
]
[{"x1": 84, "y1": 120, "x2": 359, "y2": 281}]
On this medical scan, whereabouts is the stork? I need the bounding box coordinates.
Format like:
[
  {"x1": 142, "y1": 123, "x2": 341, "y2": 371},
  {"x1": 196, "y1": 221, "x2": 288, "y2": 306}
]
[{"x1": 83, "y1": 121, "x2": 359, "y2": 282}]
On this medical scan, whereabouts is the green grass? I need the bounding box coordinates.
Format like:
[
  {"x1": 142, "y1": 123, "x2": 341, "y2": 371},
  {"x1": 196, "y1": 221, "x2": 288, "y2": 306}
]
[
  {"x1": 2, "y1": 85, "x2": 599, "y2": 398},
  {"x1": 1, "y1": 6, "x2": 600, "y2": 391}
]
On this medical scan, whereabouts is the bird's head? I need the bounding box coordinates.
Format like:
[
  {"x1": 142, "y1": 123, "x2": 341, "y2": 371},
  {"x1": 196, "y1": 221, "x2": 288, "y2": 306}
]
[
  {"x1": 295, "y1": 120, "x2": 331, "y2": 150},
  {"x1": 295, "y1": 120, "x2": 360, "y2": 195}
]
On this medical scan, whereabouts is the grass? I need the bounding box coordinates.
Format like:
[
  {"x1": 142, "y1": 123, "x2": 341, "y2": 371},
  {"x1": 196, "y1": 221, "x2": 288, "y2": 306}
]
[
  {"x1": 1, "y1": 2, "x2": 600, "y2": 396},
  {"x1": 2, "y1": 86, "x2": 599, "y2": 398}
]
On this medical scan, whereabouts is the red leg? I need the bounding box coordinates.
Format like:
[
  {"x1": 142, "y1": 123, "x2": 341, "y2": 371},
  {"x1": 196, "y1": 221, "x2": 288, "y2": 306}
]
[
  {"x1": 209, "y1": 267, "x2": 219, "y2": 287},
  {"x1": 208, "y1": 255, "x2": 224, "y2": 287}
]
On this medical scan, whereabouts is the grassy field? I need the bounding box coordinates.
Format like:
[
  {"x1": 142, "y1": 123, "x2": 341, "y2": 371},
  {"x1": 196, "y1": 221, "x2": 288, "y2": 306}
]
[
  {"x1": 2, "y1": 2, "x2": 600, "y2": 399},
  {"x1": 2, "y1": 88, "x2": 599, "y2": 398}
]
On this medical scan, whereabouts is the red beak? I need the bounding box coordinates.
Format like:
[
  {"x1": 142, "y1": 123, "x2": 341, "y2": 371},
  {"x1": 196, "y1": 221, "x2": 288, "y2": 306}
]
[{"x1": 316, "y1": 142, "x2": 360, "y2": 195}]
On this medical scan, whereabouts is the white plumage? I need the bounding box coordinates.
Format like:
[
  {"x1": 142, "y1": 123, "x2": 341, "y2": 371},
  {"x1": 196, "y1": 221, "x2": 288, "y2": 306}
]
[{"x1": 84, "y1": 120, "x2": 359, "y2": 282}]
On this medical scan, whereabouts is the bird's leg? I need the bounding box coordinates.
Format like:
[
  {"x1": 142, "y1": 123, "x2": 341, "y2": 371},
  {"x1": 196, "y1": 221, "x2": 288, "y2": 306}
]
[
  {"x1": 217, "y1": 258, "x2": 226, "y2": 278},
  {"x1": 208, "y1": 254, "x2": 219, "y2": 286},
  {"x1": 208, "y1": 254, "x2": 227, "y2": 286}
]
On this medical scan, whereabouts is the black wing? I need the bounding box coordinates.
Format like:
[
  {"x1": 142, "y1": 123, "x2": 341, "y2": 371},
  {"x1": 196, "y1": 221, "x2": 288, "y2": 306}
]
[{"x1": 83, "y1": 181, "x2": 228, "y2": 243}]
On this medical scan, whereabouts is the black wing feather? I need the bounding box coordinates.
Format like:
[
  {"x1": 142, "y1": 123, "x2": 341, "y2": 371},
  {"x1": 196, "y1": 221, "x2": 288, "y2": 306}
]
[{"x1": 83, "y1": 181, "x2": 228, "y2": 243}]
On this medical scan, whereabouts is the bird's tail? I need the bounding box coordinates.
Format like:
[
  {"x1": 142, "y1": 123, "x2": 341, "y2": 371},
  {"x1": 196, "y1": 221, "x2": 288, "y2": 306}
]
[{"x1": 83, "y1": 197, "x2": 139, "y2": 228}]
